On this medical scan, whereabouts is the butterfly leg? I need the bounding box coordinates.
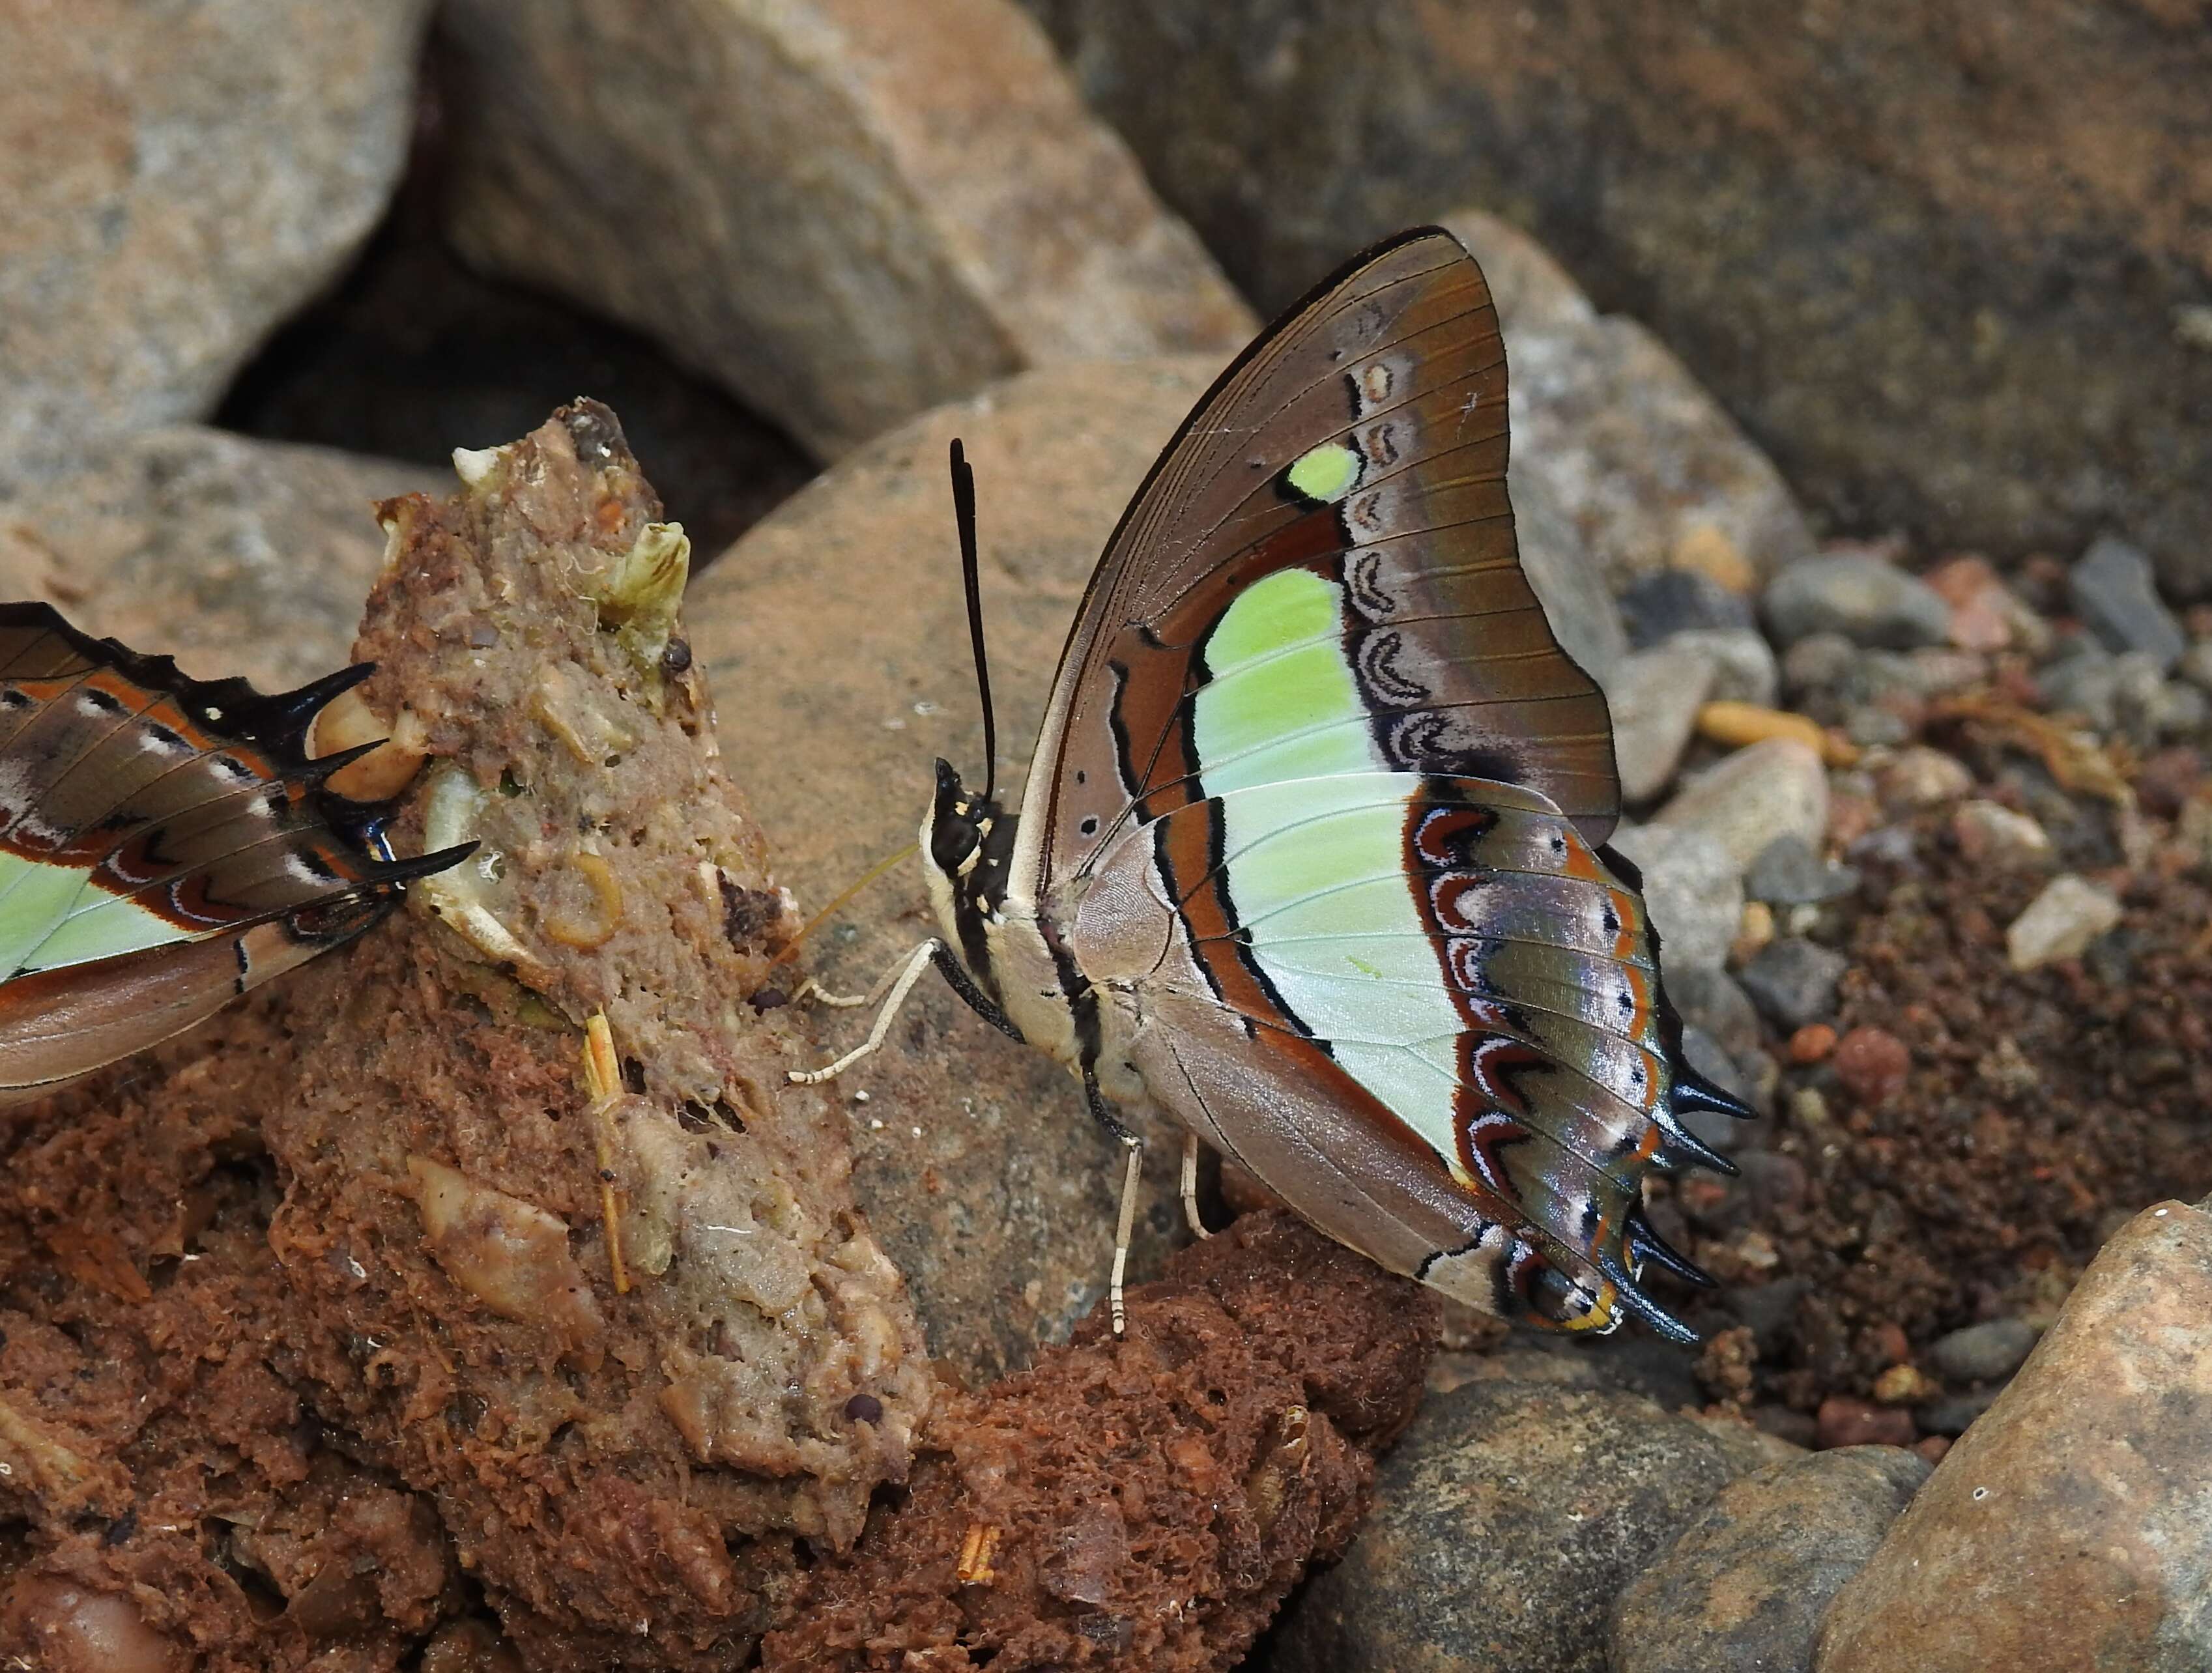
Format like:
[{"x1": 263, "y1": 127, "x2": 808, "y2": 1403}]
[
  {"x1": 1085, "y1": 1067, "x2": 1145, "y2": 1337},
  {"x1": 786, "y1": 939, "x2": 941, "y2": 1085},
  {"x1": 1179, "y1": 1130, "x2": 1212, "y2": 1241}
]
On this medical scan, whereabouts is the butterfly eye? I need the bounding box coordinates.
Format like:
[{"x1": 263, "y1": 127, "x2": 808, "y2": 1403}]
[{"x1": 930, "y1": 810, "x2": 979, "y2": 876}]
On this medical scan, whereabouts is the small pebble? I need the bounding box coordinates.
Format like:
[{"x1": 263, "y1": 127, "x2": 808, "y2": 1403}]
[
  {"x1": 1654, "y1": 738, "x2": 1830, "y2": 871},
  {"x1": 1831, "y1": 1025, "x2": 1910, "y2": 1106},
  {"x1": 1876, "y1": 745, "x2": 1974, "y2": 810},
  {"x1": 2005, "y1": 874, "x2": 2123, "y2": 971},
  {"x1": 1666, "y1": 626, "x2": 1780, "y2": 707},
  {"x1": 1763, "y1": 553, "x2": 1951, "y2": 650},
  {"x1": 1788, "y1": 1023, "x2": 1837, "y2": 1065},
  {"x1": 1914, "y1": 1435, "x2": 1952, "y2": 1465},
  {"x1": 1872, "y1": 1364, "x2": 1936, "y2": 1406},
  {"x1": 1608, "y1": 823, "x2": 1744, "y2": 971},
  {"x1": 1951, "y1": 799, "x2": 2053, "y2": 868},
  {"x1": 1923, "y1": 554, "x2": 2017, "y2": 652},
  {"x1": 1913, "y1": 1386, "x2": 2004, "y2": 1437},
  {"x1": 1816, "y1": 1395, "x2": 1918, "y2": 1450},
  {"x1": 2177, "y1": 637, "x2": 2212, "y2": 694},
  {"x1": 1620, "y1": 567, "x2": 1755, "y2": 647},
  {"x1": 1788, "y1": 1085, "x2": 1831, "y2": 1127},
  {"x1": 1607, "y1": 645, "x2": 1718, "y2": 801},
  {"x1": 1730, "y1": 898, "x2": 1776, "y2": 965},
  {"x1": 2070, "y1": 533, "x2": 2185, "y2": 671},
  {"x1": 1736, "y1": 937, "x2": 1849, "y2": 1029},
  {"x1": 1927, "y1": 1318, "x2": 2038, "y2": 1383},
  {"x1": 1697, "y1": 700, "x2": 1828, "y2": 758},
  {"x1": 1781, "y1": 631, "x2": 1858, "y2": 700},
  {"x1": 1668, "y1": 522, "x2": 1758, "y2": 593},
  {"x1": 1745, "y1": 833, "x2": 1861, "y2": 905}
]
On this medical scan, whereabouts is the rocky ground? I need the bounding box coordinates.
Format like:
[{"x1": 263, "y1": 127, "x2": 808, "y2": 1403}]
[{"x1": 1, "y1": 4, "x2": 2206, "y2": 1672}]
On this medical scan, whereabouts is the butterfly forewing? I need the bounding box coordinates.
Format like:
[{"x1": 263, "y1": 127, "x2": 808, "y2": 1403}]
[
  {"x1": 1022, "y1": 227, "x2": 1620, "y2": 888},
  {"x1": 1019, "y1": 228, "x2": 1727, "y2": 1339}
]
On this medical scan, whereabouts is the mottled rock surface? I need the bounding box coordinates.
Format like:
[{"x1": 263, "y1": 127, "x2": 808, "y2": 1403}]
[
  {"x1": 1273, "y1": 1380, "x2": 1763, "y2": 1673},
  {"x1": 0, "y1": 427, "x2": 433, "y2": 691},
  {"x1": 1020, "y1": 1, "x2": 2212, "y2": 592},
  {"x1": 692, "y1": 360, "x2": 1218, "y2": 1382},
  {"x1": 1817, "y1": 1199, "x2": 2212, "y2": 1672},
  {"x1": 1610, "y1": 1446, "x2": 1927, "y2": 1673},
  {"x1": 0, "y1": 0, "x2": 433, "y2": 489},
  {"x1": 439, "y1": 0, "x2": 1254, "y2": 460}
]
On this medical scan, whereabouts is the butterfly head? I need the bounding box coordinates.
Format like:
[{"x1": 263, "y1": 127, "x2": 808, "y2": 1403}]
[{"x1": 921, "y1": 757, "x2": 1018, "y2": 966}]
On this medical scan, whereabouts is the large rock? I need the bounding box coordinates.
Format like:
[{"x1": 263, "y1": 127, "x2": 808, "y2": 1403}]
[
  {"x1": 1447, "y1": 212, "x2": 1814, "y2": 593},
  {"x1": 1272, "y1": 1380, "x2": 1763, "y2": 1673},
  {"x1": 1018, "y1": 1, "x2": 2211, "y2": 595},
  {"x1": 0, "y1": 0, "x2": 433, "y2": 490},
  {"x1": 691, "y1": 360, "x2": 1220, "y2": 1382},
  {"x1": 1611, "y1": 1446, "x2": 1928, "y2": 1673},
  {"x1": 438, "y1": 0, "x2": 1256, "y2": 461},
  {"x1": 1817, "y1": 1199, "x2": 2212, "y2": 1672},
  {"x1": 0, "y1": 427, "x2": 436, "y2": 690}
]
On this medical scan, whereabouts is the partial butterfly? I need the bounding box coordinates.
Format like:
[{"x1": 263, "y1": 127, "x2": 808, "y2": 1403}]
[
  {"x1": 798, "y1": 227, "x2": 1750, "y2": 1341},
  {"x1": 0, "y1": 603, "x2": 470, "y2": 1103}
]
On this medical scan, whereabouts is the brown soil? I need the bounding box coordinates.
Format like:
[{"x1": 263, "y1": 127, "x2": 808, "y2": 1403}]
[{"x1": 1657, "y1": 755, "x2": 2212, "y2": 1428}]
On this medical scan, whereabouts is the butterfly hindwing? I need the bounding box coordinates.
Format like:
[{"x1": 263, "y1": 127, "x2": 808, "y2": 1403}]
[
  {"x1": 1073, "y1": 770, "x2": 1701, "y2": 1337},
  {"x1": 0, "y1": 602, "x2": 466, "y2": 1101}
]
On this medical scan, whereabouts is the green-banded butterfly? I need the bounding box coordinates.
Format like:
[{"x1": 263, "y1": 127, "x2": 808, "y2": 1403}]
[
  {"x1": 799, "y1": 227, "x2": 1749, "y2": 1341},
  {"x1": 0, "y1": 602, "x2": 470, "y2": 1104}
]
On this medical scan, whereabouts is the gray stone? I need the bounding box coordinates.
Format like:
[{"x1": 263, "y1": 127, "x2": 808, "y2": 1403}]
[
  {"x1": 1783, "y1": 631, "x2": 1861, "y2": 702},
  {"x1": 1763, "y1": 554, "x2": 1952, "y2": 651},
  {"x1": 1817, "y1": 1199, "x2": 2212, "y2": 1672},
  {"x1": 0, "y1": 0, "x2": 434, "y2": 491},
  {"x1": 1912, "y1": 1386, "x2": 2003, "y2": 1438},
  {"x1": 1667, "y1": 625, "x2": 1782, "y2": 708},
  {"x1": 1514, "y1": 466, "x2": 1634, "y2": 688},
  {"x1": 1274, "y1": 1380, "x2": 1764, "y2": 1673},
  {"x1": 1608, "y1": 646, "x2": 1719, "y2": 803},
  {"x1": 1655, "y1": 739, "x2": 1831, "y2": 872},
  {"x1": 1665, "y1": 965, "x2": 1764, "y2": 1063},
  {"x1": 1609, "y1": 824, "x2": 1744, "y2": 974},
  {"x1": 438, "y1": 0, "x2": 1255, "y2": 460},
  {"x1": 1620, "y1": 569, "x2": 1758, "y2": 649},
  {"x1": 1017, "y1": 3, "x2": 2211, "y2": 599},
  {"x1": 2036, "y1": 638, "x2": 2119, "y2": 728},
  {"x1": 2071, "y1": 534, "x2": 2186, "y2": 670},
  {"x1": 1926, "y1": 1318, "x2": 2039, "y2": 1384},
  {"x1": 1746, "y1": 835, "x2": 1861, "y2": 906},
  {"x1": 693, "y1": 360, "x2": 1220, "y2": 1382},
  {"x1": 1610, "y1": 1447, "x2": 1929, "y2": 1673},
  {"x1": 1737, "y1": 937, "x2": 1850, "y2": 1029}
]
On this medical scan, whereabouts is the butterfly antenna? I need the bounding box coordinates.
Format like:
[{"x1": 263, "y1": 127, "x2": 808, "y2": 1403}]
[{"x1": 949, "y1": 438, "x2": 998, "y2": 803}]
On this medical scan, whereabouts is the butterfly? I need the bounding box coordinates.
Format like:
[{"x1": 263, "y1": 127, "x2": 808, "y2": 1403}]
[
  {"x1": 797, "y1": 227, "x2": 1749, "y2": 1341},
  {"x1": 0, "y1": 602, "x2": 470, "y2": 1104}
]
